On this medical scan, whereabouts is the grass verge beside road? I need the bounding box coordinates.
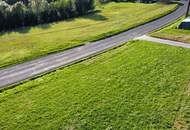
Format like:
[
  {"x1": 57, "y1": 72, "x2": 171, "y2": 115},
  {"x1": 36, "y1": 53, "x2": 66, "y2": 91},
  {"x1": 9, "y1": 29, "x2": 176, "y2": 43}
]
[
  {"x1": 0, "y1": 2, "x2": 177, "y2": 68},
  {"x1": 151, "y1": 17, "x2": 190, "y2": 43},
  {"x1": 1, "y1": 41, "x2": 190, "y2": 129}
]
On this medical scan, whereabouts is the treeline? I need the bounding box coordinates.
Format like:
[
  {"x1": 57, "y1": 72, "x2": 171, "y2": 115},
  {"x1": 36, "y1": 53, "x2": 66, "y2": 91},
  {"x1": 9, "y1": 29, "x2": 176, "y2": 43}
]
[{"x1": 0, "y1": 0, "x2": 95, "y2": 31}]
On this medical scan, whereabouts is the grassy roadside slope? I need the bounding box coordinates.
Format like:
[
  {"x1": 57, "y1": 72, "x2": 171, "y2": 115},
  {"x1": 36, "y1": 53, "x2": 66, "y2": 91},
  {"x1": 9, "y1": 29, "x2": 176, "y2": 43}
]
[
  {"x1": 1, "y1": 41, "x2": 190, "y2": 129},
  {"x1": 151, "y1": 18, "x2": 190, "y2": 43},
  {"x1": 0, "y1": 2, "x2": 177, "y2": 68}
]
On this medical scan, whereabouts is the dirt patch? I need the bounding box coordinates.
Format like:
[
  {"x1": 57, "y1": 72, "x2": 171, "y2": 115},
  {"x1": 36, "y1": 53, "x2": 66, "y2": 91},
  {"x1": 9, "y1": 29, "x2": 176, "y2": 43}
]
[{"x1": 173, "y1": 120, "x2": 187, "y2": 130}]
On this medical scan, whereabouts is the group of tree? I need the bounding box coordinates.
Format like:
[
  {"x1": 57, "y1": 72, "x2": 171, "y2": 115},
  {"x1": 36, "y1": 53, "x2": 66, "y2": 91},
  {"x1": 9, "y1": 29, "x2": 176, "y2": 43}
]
[{"x1": 0, "y1": 0, "x2": 95, "y2": 31}]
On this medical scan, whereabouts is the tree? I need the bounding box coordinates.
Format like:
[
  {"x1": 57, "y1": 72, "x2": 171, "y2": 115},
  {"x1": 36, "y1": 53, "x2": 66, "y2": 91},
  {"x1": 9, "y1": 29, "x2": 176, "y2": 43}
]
[
  {"x1": 11, "y1": 2, "x2": 27, "y2": 27},
  {"x1": 75, "y1": 0, "x2": 95, "y2": 15},
  {"x1": 67, "y1": 0, "x2": 77, "y2": 17},
  {"x1": 186, "y1": 0, "x2": 190, "y2": 17},
  {"x1": 28, "y1": 0, "x2": 48, "y2": 23},
  {"x1": 0, "y1": 0, "x2": 10, "y2": 30}
]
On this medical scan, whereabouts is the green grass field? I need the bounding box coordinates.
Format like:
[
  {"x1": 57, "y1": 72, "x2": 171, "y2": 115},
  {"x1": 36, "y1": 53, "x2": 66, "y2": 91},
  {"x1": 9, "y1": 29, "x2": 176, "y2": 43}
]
[
  {"x1": 1, "y1": 41, "x2": 190, "y2": 129},
  {"x1": 151, "y1": 18, "x2": 190, "y2": 43},
  {"x1": 0, "y1": 2, "x2": 177, "y2": 68}
]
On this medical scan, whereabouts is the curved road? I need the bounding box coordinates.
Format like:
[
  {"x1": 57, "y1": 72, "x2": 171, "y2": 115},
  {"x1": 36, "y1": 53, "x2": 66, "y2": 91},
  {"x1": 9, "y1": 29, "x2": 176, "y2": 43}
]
[{"x1": 0, "y1": 2, "x2": 188, "y2": 88}]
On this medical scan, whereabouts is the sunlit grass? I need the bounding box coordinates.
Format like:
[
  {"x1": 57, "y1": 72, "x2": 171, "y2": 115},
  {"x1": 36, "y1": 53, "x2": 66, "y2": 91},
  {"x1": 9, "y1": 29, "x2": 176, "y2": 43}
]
[
  {"x1": 0, "y1": 2, "x2": 177, "y2": 68},
  {"x1": 1, "y1": 41, "x2": 190, "y2": 129}
]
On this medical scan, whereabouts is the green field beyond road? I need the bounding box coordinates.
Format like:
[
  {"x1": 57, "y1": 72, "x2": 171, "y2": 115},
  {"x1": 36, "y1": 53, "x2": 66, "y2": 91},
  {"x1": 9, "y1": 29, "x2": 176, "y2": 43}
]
[
  {"x1": 151, "y1": 18, "x2": 190, "y2": 43},
  {"x1": 0, "y1": 2, "x2": 177, "y2": 68},
  {"x1": 1, "y1": 41, "x2": 190, "y2": 129}
]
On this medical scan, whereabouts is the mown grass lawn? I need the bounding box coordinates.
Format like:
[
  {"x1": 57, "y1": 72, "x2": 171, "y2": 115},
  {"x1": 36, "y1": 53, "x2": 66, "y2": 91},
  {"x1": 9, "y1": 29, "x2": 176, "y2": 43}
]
[
  {"x1": 151, "y1": 17, "x2": 190, "y2": 43},
  {"x1": 0, "y1": 2, "x2": 177, "y2": 68},
  {"x1": 1, "y1": 41, "x2": 190, "y2": 129}
]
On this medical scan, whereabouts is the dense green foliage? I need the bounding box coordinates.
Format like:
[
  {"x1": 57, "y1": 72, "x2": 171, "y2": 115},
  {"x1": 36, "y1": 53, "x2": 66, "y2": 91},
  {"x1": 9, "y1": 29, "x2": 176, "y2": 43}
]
[
  {"x1": 0, "y1": 0, "x2": 95, "y2": 31},
  {"x1": 1, "y1": 41, "x2": 190, "y2": 129},
  {"x1": 151, "y1": 18, "x2": 190, "y2": 43},
  {"x1": 0, "y1": 2, "x2": 177, "y2": 68}
]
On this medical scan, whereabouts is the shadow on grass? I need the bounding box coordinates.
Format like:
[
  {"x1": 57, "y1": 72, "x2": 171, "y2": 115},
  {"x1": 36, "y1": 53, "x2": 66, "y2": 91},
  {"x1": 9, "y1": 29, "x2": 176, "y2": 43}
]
[
  {"x1": 82, "y1": 10, "x2": 108, "y2": 21},
  {"x1": 0, "y1": 23, "x2": 51, "y2": 36},
  {"x1": 16, "y1": 24, "x2": 51, "y2": 34},
  {"x1": 0, "y1": 10, "x2": 107, "y2": 37}
]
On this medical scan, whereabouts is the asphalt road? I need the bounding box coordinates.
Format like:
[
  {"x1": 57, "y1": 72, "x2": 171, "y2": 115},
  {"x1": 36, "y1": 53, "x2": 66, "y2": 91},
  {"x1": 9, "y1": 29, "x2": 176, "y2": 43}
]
[{"x1": 0, "y1": 2, "x2": 187, "y2": 88}]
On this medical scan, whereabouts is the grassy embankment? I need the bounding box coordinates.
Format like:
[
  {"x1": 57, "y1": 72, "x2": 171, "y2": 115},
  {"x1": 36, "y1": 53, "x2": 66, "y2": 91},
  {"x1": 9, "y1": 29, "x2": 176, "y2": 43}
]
[
  {"x1": 0, "y1": 2, "x2": 177, "y2": 68},
  {"x1": 151, "y1": 17, "x2": 190, "y2": 43},
  {"x1": 1, "y1": 41, "x2": 190, "y2": 129}
]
